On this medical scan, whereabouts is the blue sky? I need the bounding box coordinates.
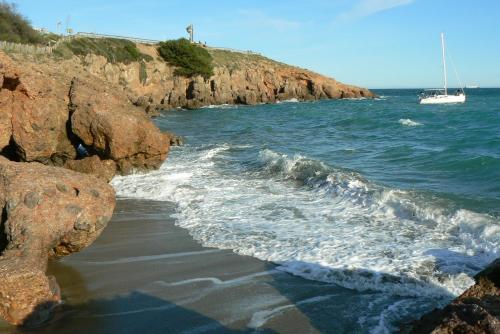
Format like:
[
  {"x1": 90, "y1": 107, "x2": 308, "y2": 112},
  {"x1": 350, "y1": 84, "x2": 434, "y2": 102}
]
[{"x1": 14, "y1": 0, "x2": 500, "y2": 88}]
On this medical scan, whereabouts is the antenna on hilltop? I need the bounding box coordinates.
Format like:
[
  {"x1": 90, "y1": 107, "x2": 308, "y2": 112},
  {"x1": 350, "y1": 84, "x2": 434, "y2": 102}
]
[{"x1": 186, "y1": 24, "x2": 194, "y2": 43}]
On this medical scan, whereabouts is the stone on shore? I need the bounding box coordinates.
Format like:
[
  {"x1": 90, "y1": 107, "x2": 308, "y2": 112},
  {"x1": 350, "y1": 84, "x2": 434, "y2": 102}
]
[
  {"x1": 409, "y1": 258, "x2": 500, "y2": 333},
  {"x1": 0, "y1": 157, "x2": 115, "y2": 326},
  {"x1": 64, "y1": 155, "x2": 117, "y2": 182},
  {"x1": 69, "y1": 77, "x2": 170, "y2": 174}
]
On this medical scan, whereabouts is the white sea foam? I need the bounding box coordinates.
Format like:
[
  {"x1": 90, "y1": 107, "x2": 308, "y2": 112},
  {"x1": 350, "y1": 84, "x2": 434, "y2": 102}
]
[
  {"x1": 200, "y1": 103, "x2": 237, "y2": 109},
  {"x1": 111, "y1": 144, "x2": 498, "y2": 302},
  {"x1": 276, "y1": 98, "x2": 299, "y2": 103},
  {"x1": 399, "y1": 118, "x2": 422, "y2": 127},
  {"x1": 247, "y1": 294, "x2": 336, "y2": 328}
]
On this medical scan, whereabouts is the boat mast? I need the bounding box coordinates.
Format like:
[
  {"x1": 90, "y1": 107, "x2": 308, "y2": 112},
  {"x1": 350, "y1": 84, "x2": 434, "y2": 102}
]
[{"x1": 441, "y1": 32, "x2": 447, "y2": 95}]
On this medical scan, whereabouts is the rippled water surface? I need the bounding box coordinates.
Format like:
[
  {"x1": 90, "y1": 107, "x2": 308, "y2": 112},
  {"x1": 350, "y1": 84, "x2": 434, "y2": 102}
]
[{"x1": 112, "y1": 89, "x2": 500, "y2": 332}]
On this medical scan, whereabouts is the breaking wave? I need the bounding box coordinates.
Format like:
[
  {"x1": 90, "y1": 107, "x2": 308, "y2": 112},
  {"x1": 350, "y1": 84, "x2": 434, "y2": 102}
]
[
  {"x1": 399, "y1": 118, "x2": 422, "y2": 127},
  {"x1": 112, "y1": 144, "x2": 499, "y2": 298}
]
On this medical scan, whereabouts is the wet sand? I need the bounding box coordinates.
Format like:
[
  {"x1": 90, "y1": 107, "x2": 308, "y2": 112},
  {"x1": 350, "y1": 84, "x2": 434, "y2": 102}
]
[{"x1": 0, "y1": 199, "x2": 366, "y2": 334}]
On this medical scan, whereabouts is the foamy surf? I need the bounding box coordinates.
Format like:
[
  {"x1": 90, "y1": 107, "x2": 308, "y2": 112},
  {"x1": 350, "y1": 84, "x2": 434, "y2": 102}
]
[
  {"x1": 112, "y1": 144, "x2": 498, "y2": 302},
  {"x1": 399, "y1": 118, "x2": 422, "y2": 126},
  {"x1": 276, "y1": 98, "x2": 299, "y2": 103}
]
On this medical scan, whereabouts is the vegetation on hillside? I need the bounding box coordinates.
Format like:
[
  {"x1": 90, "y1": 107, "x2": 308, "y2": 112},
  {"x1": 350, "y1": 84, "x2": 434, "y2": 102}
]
[
  {"x1": 0, "y1": 1, "x2": 41, "y2": 43},
  {"x1": 54, "y1": 37, "x2": 153, "y2": 64},
  {"x1": 158, "y1": 38, "x2": 213, "y2": 79},
  {"x1": 208, "y1": 48, "x2": 287, "y2": 69}
]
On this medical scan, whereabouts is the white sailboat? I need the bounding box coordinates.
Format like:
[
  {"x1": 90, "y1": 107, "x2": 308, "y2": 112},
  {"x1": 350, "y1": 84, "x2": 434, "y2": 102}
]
[{"x1": 419, "y1": 33, "x2": 466, "y2": 104}]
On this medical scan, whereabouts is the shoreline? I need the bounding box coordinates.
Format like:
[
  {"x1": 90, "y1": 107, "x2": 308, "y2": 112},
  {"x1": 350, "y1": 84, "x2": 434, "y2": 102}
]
[{"x1": 1, "y1": 198, "x2": 363, "y2": 334}]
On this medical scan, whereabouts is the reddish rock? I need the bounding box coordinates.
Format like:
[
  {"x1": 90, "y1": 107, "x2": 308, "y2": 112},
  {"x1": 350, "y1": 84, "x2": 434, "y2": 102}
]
[
  {"x1": 64, "y1": 156, "x2": 117, "y2": 182},
  {"x1": 69, "y1": 78, "x2": 170, "y2": 174},
  {"x1": 1, "y1": 51, "x2": 171, "y2": 174},
  {"x1": 409, "y1": 258, "x2": 500, "y2": 334},
  {"x1": 0, "y1": 52, "x2": 76, "y2": 164},
  {"x1": 0, "y1": 157, "x2": 115, "y2": 326}
]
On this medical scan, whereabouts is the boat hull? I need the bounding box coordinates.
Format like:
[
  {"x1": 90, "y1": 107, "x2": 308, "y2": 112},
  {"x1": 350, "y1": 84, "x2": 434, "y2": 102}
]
[{"x1": 419, "y1": 94, "x2": 466, "y2": 105}]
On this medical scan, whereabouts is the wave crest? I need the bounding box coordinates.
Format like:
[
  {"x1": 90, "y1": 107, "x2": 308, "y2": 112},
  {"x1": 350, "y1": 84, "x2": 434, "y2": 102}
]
[{"x1": 399, "y1": 118, "x2": 422, "y2": 127}]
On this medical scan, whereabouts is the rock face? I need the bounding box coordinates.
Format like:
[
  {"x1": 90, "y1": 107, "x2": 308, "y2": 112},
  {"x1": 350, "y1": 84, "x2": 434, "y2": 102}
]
[
  {"x1": 0, "y1": 157, "x2": 115, "y2": 326},
  {"x1": 64, "y1": 156, "x2": 117, "y2": 183},
  {"x1": 0, "y1": 51, "x2": 170, "y2": 174},
  {"x1": 409, "y1": 258, "x2": 500, "y2": 333},
  {"x1": 76, "y1": 47, "x2": 374, "y2": 111},
  {"x1": 69, "y1": 78, "x2": 170, "y2": 174},
  {"x1": 0, "y1": 52, "x2": 75, "y2": 164}
]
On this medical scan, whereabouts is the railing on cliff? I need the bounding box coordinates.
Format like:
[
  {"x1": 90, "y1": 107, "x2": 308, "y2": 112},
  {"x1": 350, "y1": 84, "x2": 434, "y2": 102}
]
[
  {"x1": 74, "y1": 32, "x2": 161, "y2": 45},
  {"x1": 0, "y1": 33, "x2": 261, "y2": 57},
  {"x1": 208, "y1": 46, "x2": 262, "y2": 56}
]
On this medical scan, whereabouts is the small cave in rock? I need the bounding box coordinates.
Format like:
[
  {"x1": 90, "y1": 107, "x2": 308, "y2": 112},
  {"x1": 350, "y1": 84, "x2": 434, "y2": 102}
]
[
  {"x1": 2, "y1": 77, "x2": 21, "y2": 91},
  {"x1": 185, "y1": 81, "x2": 196, "y2": 100},
  {"x1": 306, "y1": 80, "x2": 314, "y2": 95},
  {"x1": 0, "y1": 138, "x2": 21, "y2": 162}
]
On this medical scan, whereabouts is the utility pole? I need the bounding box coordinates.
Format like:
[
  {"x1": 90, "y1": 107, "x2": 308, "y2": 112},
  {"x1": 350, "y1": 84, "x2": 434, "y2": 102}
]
[{"x1": 186, "y1": 24, "x2": 193, "y2": 43}]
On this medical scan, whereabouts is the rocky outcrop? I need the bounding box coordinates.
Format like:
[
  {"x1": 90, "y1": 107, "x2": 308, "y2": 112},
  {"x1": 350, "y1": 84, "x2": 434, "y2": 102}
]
[
  {"x1": 76, "y1": 47, "x2": 374, "y2": 111},
  {"x1": 69, "y1": 78, "x2": 170, "y2": 174},
  {"x1": 0, "y1": 157, "x2": 115, "y2": 326},
  {"x1": 409, "y1": 258, "x2": 500, "y2": 333},
  {"x1": 0, "y1": 51, "x2": 170, "y2": 173},
  {"x1": 0, "y1": 52, "x2": 75, "y2": 164},
  {"x1": 64, "y1": 156, "x2": 117, "y2": 182}
]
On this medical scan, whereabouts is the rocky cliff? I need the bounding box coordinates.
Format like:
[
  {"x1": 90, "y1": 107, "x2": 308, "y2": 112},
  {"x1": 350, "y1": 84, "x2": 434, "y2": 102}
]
[{"x1": 54, "y1": 43, "x2": 374, "y2": 113}]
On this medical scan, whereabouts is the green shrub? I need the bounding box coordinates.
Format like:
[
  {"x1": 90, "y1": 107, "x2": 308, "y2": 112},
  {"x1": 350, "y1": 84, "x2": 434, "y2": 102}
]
[
  {"x1": 157, "y1": 38, "x2": 213, "y2": 79},
  {"x1": 0, "y1": 1, "x2": 42, "y2": 44},
  {"x1": 54, "y1": 37, "x2": 153, "y2": 64}
]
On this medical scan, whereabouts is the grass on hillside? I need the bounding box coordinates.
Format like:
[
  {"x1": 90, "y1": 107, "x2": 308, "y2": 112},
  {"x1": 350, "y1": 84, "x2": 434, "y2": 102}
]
[
  {"x1": 54, "y1": 37, "x2": 153, "y2": 64},
  {"x1": 158, "y1": 38, "x2": 213, "y2": 79},
  {"x1": 208, "y1": 48, "x2": 283, "y2": 69}
]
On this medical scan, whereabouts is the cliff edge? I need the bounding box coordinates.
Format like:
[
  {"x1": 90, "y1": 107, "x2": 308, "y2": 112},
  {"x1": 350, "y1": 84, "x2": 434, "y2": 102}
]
[{"x1": 78, "y1": 42, "x2": 374, "y2": 112}]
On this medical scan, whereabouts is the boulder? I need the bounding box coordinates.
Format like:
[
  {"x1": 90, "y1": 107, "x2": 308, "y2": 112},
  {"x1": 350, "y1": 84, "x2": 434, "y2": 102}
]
[
  {"x1": 1, "y1": 52, "x2": 172, "y2": 175},
  {"x1": 0, "y1": 51, "x2": 76, "y2": 165},
  {"x1": 69, "y1": 78, "x2": 170, "y2": 174},
  {"x1": 0, "y1": 157, "x2": 115, "y2": 326},
  {"x1": 64, "y1": 156, "x2": 117, "y2": 182}
]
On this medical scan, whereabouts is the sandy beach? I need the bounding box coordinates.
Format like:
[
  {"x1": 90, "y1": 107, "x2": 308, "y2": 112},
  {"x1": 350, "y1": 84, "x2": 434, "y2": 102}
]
[{"x1": 0, "y1": 199, "x2": 363, "y2": 334}]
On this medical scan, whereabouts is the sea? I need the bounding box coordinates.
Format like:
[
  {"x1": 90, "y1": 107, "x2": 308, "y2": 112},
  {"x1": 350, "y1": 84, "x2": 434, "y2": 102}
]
[{"x1": 111, "y1": 89, "x2": 500, "y2": 333}]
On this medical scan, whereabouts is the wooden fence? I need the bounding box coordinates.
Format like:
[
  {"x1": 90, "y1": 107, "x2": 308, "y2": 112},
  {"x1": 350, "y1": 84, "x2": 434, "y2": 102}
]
[{"x1": 0, "y1": 40, "x2": 54, "y2": 54}]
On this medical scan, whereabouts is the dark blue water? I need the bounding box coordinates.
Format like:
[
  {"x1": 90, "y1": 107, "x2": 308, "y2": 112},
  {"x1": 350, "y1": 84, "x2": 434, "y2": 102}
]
[{"x1": 113, "y1": 89, "x2": 500, "y2": 332}]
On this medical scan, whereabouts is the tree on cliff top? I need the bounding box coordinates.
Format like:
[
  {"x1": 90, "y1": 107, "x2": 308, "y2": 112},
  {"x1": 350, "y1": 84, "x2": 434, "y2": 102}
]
[
  {"x1": 0, "y1": 1, "x2": 41, "y2": 43},
  {"x1": 158, "y1": 38, "x2": 213, "y2": 79}
]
